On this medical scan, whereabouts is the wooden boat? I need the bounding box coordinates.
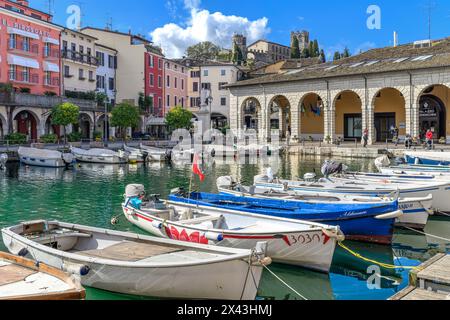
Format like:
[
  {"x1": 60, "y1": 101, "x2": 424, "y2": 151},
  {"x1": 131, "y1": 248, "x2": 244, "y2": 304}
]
[
  {"x1": 18, "y1": 147, "x2": 74, "y2": 168},
  {"x1": 122, "y1": 184, "x2": 344, "y2": 273},
  {"x1": 404, "y1": 151, "x2": 450, "y2": 166},
  {"x1": 217, "y1": 177, "x2": 433, "y2": 230},
  {"x1": 375, "y1": 156, "x2": 450, "y2": 179},
  {"x1": 139, "y1": 144, "x2": 169, "y2": 162},
  {"x1": 0, "y1": 153, "x2": 7, "y2": 170},
  {"x1": 123, "y1": 145, "x2": 147, "y2": 163},
  {"x1": 168, "y1": 190, "x2": 402, "y2": 245},
  {"x1": 2, "y1": 220, "x2": 269, "y2": 300},
  {"x1": 0, "y1": 251, "x2": 85, "y2": 300},
  {"x1": 71, "y1": 147, "x2": 128, "y2": 164},
  {"x1": 253, "y1": 172, "x2": 450, "y2": 214}
]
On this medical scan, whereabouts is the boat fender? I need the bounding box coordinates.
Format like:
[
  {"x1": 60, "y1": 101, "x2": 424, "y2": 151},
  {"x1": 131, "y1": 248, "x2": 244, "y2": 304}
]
[
  {"x1": 205, "y1": 232, "x2": 224, "y2": 242},
  {"x1": 322, "y1": 228, "x2": 346, "y2": 242},
  {"x1": 152, "y1": 220, "x2": 163, "y2": 229},
  {"x1": 63, "y1": 262, "x2": 91, "y2": 276},
  {"x1": 18, "y1": 248, "x2": 29, "y2": 257},
  {"x1": 375, "y1": 210, "x2": 403, "y2": 220},
  {"x1": 259, "y1": 257, "x2": 272, "y2": 266}
]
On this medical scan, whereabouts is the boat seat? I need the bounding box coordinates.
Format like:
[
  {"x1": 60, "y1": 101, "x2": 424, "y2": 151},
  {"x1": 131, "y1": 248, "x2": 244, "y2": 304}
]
[
  {"x1": 178, "y1": 215, "x2": 223, "y2": 225},
  {"x1": 78, "y1": 241, "x2": 183, "y2": 262}
]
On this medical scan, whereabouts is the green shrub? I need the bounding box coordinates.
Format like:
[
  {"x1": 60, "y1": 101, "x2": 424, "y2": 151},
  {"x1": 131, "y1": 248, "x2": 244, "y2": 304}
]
[
  {"x1": 64, "y1": 90, "x2": 96, "y2": 101},
  {"x1": 40, "y1": 134, "x2": 58, "y2": 144},
  {"x1": 19, "y1": 87, "x2": 31, "y2": 93},
  {"x1": 93, "y1": 131, "x2": 102, "y2": 140},
  {"x1": 44, "y1": 91, "x2": 57, "y2": 96},
  {"x1": 4, "y1": 133, "x2": 27, "y2": 144},
  {"x1": 0, "y1": 83, "x2": 13, "y2": 93},
  {"x1": 67, "y1": 132, "x2": 82, "y2": 142}
]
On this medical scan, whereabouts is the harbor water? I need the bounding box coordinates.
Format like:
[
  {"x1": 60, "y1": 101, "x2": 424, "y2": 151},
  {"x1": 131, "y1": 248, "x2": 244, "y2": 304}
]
[{"x1": 1, "y1": 154, "x2": 449, "y2": 300}]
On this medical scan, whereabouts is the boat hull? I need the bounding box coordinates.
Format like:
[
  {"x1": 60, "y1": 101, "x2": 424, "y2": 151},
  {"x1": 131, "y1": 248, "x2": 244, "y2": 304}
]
[
  {"x1": 2, "y1": 224, "x2": 262, "y2": 300},
  {"x1": 123, "y1": 205, "x2": 337, "y2": 273},
  {"x1": 405, "y1": 152, "x2": 450, "y2": 166},
  {"x1": 19, "y1": 156, "x2": 67, "y2": 168},
  {"x1": 73, "y1": 154, "x2": 127, "y2": 164}
]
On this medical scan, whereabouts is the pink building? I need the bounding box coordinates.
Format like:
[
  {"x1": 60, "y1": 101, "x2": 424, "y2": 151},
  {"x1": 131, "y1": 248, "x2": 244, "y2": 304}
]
[{"x1": 164, "y1": 59, "x2": 188, "y2": 113}]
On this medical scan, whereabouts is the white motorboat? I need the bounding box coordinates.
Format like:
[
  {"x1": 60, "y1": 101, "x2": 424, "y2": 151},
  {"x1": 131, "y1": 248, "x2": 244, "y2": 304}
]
[
  {"x1": 18, "y1": 147, "x2": 74, "y2": 168},
  {"x1": 204, "y1": 144, "x2": 237, "y2": 158},
  {"x1": 253, "y1": 172, "x2": 450, "y2": 214},
  {"x1": 2, "y1": 220, "x2": 269, "y2": 300},
  {"x1": 123, "y1": 145, "x2": 148, "y2": 163},
  {"x1": 0, "y1": 153, "x2": 7, "y2": 170},
  {"x1": 0, "y1": 251, "x2": 85, "y2": 300},
  {"x1": 122, "y1": 185, "x2": 344, "y2": 273},
  {"x1": 71, "y1": 147, "x2": 128, "y2": 164},
  {"x1": 404, "y1": 150, "x2": 450, "y2": 166},
  {"x1": 139, "y1": 144, "x2": 169, "y2": 162},
  {"x1": 375, "y1": 155, "x2": 450, "y2": 179},
  {"x1": 217, "y1": 177, "x2": 433, "y2": 230}
]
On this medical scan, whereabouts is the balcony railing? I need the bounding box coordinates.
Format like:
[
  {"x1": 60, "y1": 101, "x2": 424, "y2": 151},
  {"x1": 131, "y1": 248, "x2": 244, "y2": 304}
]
[
  {"x1": 43, "y1": 76, "x2": 60, "y2": 87},
  {"x1": 9, "y1": 71, "x2": 39, "y2": 84},
  {"x1": 43, "y1": 48, "x2": 60, "y2": 59},
  {"x1": 8, "y1": 41, "x2": 39, "y2": 55},
  {"x1": 61, "y1": 49, "x2": 99, "y2": 66},
  {"x1": 0, "y1": 92, "x2": 100, "y2": 111}
]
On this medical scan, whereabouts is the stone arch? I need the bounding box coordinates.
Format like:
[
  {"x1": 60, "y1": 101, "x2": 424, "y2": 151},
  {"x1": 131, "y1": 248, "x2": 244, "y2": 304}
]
[
  {"x1": 298, "y1": 92, "x2": 326, "y2": 141},
  {"x1": 96, "y1": 114, "x2": 110, "y2": 140},
  {"x1": 240, "y1": 97, "x2": 262, "y2": 134},
  {"x1": 41, "y1": 113, "x2": 61, "y2": 137},
  {"x1": 370, "y1": 87, "x2": 407, "y2": 143},
  {"x1": 332, "y1": 90, "x2": 363, "y2": 141},
  {"x1": 12, "y1": 108, "x2": 41, "y2": 142},
  {"x1": 268, "y1": 95, "x2": 292, "y2": 139},
  {"x1": 0, "y1": 112, "x2": 7, "y2": 140},
  {"x1": 75, "y1": 112, "x2": 95, "y2": 140},
  {"x1": 416, "y1": 84, "x2": 450, "y2": 141}
]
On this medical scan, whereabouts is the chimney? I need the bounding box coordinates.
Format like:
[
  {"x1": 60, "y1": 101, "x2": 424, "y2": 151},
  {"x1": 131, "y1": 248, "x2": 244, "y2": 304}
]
[
  {"x1": 393, "y1": 31, "x2": 399, "y2": 47},
  {"x1": 17, "y1": 0, "x2": 29, "y2": 6}
]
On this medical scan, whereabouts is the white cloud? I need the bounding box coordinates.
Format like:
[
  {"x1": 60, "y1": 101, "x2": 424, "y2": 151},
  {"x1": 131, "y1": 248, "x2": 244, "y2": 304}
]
[{"x1": 151, "y1": 7, "x2": 270, "y2": 58}]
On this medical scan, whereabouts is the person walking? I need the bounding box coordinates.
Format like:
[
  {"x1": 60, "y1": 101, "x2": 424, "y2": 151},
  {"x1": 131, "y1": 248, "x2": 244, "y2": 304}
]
[
  {"x1": 426, "y1": 129, "x2": 433, "y2": 150},
  {"x1": 362, "y1": 129, "x2": 369, "y2": 148},
  {"x1": 393, "y1": 126, "x2": 399, "y2": 147},
  {"x1": 405, "y1": 134, "x2": 412, "y2": 150}
]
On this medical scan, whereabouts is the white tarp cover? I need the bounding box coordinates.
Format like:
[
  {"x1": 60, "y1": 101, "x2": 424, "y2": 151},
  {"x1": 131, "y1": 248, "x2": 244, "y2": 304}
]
[
  {"x1": 7, "y1": 54, "x2": 39, "y2": 69},
  {"x1": 18, "y1": 147, "x2": 62, "y2": 160},
  {"x1": 147, "y1": 118, "x2": 166, "y2": 126},
  {"x1": 43, "y1": 61, "x2": 60, "y2": 72},
  {"x1": 71, "y1": 147, "x2": 120, "y2": 157},
  {"x1": 43, "y1": 37, "x2": 60, "y2": 45},
  {"x1": 7, "y1": 27, "x2": 40, "y2": 40}
]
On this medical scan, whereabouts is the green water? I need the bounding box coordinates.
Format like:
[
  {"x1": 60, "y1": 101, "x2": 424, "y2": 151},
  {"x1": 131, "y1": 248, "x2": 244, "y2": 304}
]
[{"x1": 1, "y1": 154, "x2": 449, "y2": 300}]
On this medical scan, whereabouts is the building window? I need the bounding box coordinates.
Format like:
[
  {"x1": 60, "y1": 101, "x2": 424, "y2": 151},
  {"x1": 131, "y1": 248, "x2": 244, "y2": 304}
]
[
  {"x1": 89, "y1": 70, "x2": 94, "y2": 81},
  {"x1": 181, "y1": 97, "x2": 184, "y2": 107},
  {"x1": 201, "y1": 83, "x2": 211, "y2": 90},
  {"x1": 158, "y1": 76, "x2": 162, "y2": 88},
  {"x1": 64, "y1": 65, "x2": 70, "y2": 77},
  {"x1": 166, "y1": 75, "x2": 170, "y2": 87},
  {"x1": 167, "y1": 95, "x2": 170, "y2": 107},
  {"x1": 149, "y1": 55, "x2": 154, "y2": 67},
  {"x1": 191, "y1": 71, "x2": 200, "y2": 78},
  {"x1": 174, "y1": 77, "x2": 177, "y2": 89},
  {"x1": 79, "y1": 69, "x2": 85, "y2": 80},
  {"x1": 149, "y1": 74, "x2": 154, "y2": 86},
  {"x1": 182, "y1": 67, "x2": 185, "y2": 73},
  {"x1": 44, "y1": 71, "x2": 51, "y2": 85},
  {"x1": 158, "y1": 59, "x2": 162, "y2": 69},
  {"x1": 221, "y1": 69, "x2": 226, "y2": 76},
  {"x1": 218, "y1": 82, "x2": 228, "y2": 90},
  {"x1": 96, "y1": 52, "x2": 105, "y2": 66},
  {"x1": 158, "y1": 97, "x2": 162, "y2": 109},
  {"x1": 174, "y1": 96, "x2": 177, "y2": 106},
  {"x1": 9, "y1": 65, "x2": 15, "y2": 80},
  {"x1": 193, "y1": 82, "x2": 198, "y2": 92},
  {"x1": 96, "y1": 75, "x2": 105, "y2": 89},
  {"x1": 79, "y1": 45, "x2": 84, "y2": 54},
  {"x1": 109, "y1": 77, "x2": 115, "y2": 90},
  {"x1": 203, "y1": 69, "x2": 209, "y2": 77},
  {"x1": 221, "y1": 97, "x2": 227, "y2": 106},
  {"x1": 181, "y1": 79, "x2": 184, "y2": 90},
  {"x1": 108, "y1": 55, "x2": 115, "y2": 68}
]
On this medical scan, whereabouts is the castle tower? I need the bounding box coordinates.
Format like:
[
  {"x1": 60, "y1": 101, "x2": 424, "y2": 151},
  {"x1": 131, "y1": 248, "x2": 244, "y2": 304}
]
[
  {"x1": 291, "y1": 30, "x2": 310, "y2": 51},
  {"x1": 232, "y1": 34, "x2": 247, "y2": 60}
]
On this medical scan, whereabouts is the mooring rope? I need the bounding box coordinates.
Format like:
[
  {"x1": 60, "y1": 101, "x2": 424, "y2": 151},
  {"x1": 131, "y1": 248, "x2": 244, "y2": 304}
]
[
  {"x1": 260, "y1": 263, "x2": 308, "y2": 300},
  {"x1": 403, "y1": 227, "x2": 450, "y2": 243},
  {"x1": 338, "y1": 242, "x2": 418, "y2": 270}
]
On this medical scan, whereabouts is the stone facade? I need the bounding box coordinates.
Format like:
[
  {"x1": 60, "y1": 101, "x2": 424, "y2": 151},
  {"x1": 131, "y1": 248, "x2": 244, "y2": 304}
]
[{"x1": 229, "y1": 67, "x2": 450, "y2": 144}]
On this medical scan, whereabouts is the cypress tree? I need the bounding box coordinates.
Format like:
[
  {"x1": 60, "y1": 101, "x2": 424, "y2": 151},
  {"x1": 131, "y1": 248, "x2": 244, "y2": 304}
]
[
  {"x1": 309, "y1": 41, "x2": 314, "y2": 57},
  {"x1": 291, "y1": 36, "x2": 300, "y2": 59},
  {"x1": 320, "y1": 49, "x2": 326, "y2": 62},
  {"x1": 313, "y1": 40, "x2": 320, "y2": 57},
  {"x1": 301, "y1": 47, "x2": 310, "y2": 58},
  {"x1": 333, "y1": 51, "x2": 341, "y2": 61}
]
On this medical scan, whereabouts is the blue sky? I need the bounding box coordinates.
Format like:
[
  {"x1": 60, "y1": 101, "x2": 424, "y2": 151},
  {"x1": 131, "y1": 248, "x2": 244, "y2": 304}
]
[{"x1": 30, "y1": 0, "x2": 450, "y2": 59}]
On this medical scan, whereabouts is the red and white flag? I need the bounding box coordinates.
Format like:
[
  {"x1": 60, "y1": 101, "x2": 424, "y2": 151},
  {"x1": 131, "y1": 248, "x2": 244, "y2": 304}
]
[{"x1": 192, "y1": 154, "x2": 205, "y2": 182}]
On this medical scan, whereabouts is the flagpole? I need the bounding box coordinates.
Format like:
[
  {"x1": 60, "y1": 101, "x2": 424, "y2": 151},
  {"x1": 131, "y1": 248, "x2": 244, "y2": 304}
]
[{"x1": 188, "y1": 158, "x2": 194, "y2": 199}]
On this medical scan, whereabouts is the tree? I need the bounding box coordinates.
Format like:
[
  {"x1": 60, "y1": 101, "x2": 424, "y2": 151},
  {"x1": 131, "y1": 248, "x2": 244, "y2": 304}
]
[
  {"x1": 165, "y1": 106, "x2": 193, "y2": 133},
  {"x1": 231, "y1": 43, "x2": 244, "y2": 65},
  {"x1": 313, "y1": 40, "x2": 320, "y2": 57},
  {"x1": 51, "y1": 102, "x2": 80, "y2": 144},
  {"x1": 300, "y1": 47, "x2": 310, "y2": 58},
  {"x1": 186, "y1": 41, "x2": 220, "y2": 61},
  {"x1": 320, "y1": 49, "x2": 326, "y2": 63},
  {"x1": 333, "y1": 51, "x2": 342, "y2": 61},
  {"x1": 138, "y1": 92, "x2": 154, "y2": 114},
  {"x1": 308, "y1": 41, "x2": 315, "y2": 58},
  {"x1": 342, "y1": 47, "x2": 351, "y2": 58},
  {"x1": 290, "y1": 36, "x2": 300, "y2": 59},
  {"x1": 110, "y1": 103, "x2": 140, "y2": 140}
]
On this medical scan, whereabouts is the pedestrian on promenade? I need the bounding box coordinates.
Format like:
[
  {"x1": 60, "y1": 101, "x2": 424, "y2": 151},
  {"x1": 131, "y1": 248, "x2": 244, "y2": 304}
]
[
  {"x1": 362, "y1": 129, "x2": 369, "y2": 148},
  {"x1": 393, "y1": 126, "x2": 399, "y2": 147},
  {"x1": 426, "y1": 129, "x2": 433, "y2": 150},
  {"x1": 405, "y1": 134, "x2": 412, "y2": 149}
]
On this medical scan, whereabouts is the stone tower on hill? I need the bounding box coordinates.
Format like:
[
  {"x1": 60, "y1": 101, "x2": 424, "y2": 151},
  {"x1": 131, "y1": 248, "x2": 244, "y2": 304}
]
[
  {"x1": 232, "y1": 34, "x2": 248, "y2": 60},
  {"x1": 291, "y1": 30, "x2": 310, "y2": 51}
]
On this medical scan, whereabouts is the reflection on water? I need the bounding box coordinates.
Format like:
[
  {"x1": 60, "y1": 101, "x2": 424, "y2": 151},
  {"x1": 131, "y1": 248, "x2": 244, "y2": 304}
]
[{"x1": 0, "y1": 154, "x2": 449, "y2": 300}]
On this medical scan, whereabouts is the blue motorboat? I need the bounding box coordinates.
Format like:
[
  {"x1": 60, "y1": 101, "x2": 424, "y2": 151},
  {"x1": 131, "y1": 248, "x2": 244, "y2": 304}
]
[{"x1": 168, "y1": 192, "x2": 402, "y2": 245}]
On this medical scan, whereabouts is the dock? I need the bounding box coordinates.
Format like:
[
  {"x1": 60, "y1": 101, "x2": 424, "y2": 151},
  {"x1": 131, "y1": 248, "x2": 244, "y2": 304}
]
[{"x1": 389, "y1": 254, "x2": 450, "y2": 300}]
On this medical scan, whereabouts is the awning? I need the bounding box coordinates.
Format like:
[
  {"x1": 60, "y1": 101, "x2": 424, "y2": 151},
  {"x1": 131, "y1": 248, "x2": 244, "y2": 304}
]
[
  {"x1": 43, "y1": 37, "x2": 60, "y2": 45},
  {"x1": 147, "y1": 118, "x2": 167, "y2": 126},
  {"x1": 7, "y1": 54, "x2": 40, "y2": 69},
  {"x1": 7, "y1": 27, "x2": 40, "y2": 40},
  {"x1": 43, "y1": 61, "x2": 60, "y2": 72}
]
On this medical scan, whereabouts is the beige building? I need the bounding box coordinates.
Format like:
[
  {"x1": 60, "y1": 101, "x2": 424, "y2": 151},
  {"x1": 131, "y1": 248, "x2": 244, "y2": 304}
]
[
  {"x1": 81, "y1": 27, "x2": 150, "y2": 106},
  {"x1": 61, "y1": 28, "x2": 98, "y2": 94},
  {"x1": 247, "y1": 40, "x2": 291, "y2": 64},
  {"x1": 228, "y1": 38, "x2": 450, "y2": 144}
]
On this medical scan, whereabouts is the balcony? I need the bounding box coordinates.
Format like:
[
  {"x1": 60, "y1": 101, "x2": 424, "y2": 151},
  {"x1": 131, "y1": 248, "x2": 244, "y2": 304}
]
[
  {"x1": 9, "y1": 71, "x2": 39, "y2": 85},
  {"x1": 8, "y1": 41, "x2": 39, "y2": 56},
  {"x1": 61, "y1": 49, "x2": 99, "y2": 66},
  {"x1": 43, "y1": 76, "x2": 60, "y2": 87},
  {"x1": 0, "y1": 92, "x2": 100, "y2": 112},
  {"x1": 43, "y1": 48, "x2": 60, "y2": 59}
]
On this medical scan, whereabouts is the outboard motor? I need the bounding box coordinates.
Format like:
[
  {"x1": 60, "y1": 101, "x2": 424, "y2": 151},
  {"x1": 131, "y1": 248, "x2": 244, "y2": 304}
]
[
  {"x1": 0, "y1": 153, "x2": 7, "y2": 170},
  {"x1": 62, "y1": 153, "x2": 75, "y2": 167},
  {"x1": 321, "y1": 160, "x2": 346, "y2": 179},
  {"x1": 165, "y1": 150, "x2": 172, "y2": 162}
]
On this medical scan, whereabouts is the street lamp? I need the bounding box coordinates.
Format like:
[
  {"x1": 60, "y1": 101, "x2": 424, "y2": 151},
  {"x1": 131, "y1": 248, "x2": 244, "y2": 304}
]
[{"x1": 207, "y1": 95, "x2": 213, "y2": 130}]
